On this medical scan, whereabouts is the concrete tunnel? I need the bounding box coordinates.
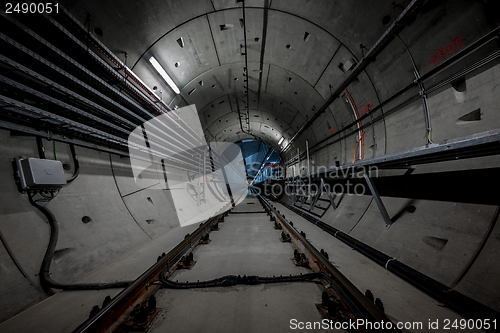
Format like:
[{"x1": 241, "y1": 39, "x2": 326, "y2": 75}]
[{"x1": 0, "y1": 0, "x2": 500, "y2": 332}]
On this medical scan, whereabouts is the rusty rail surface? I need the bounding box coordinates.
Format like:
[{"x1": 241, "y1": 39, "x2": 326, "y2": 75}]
[
  {"x1": 72, "y1": 215, "x2": 220, "y2": 333},
  {"x1": 257, "y1": 194, "x2": 400, "y2": 332}
]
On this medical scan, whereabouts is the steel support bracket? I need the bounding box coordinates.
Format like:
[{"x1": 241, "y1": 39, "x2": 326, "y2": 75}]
[
  {"x1": 321, "y1": 178, "x2": 337, "y2": 210},
  {"x1": 363, "y1": 174, "x2": 392, "y2": 228}
]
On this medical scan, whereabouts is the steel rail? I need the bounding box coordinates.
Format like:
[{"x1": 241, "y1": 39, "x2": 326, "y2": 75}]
[
  {"x1": 257, "y1": 194, "x2": 400, "y2": 332},
  {"x1": 278, "y1": 200, "x2": 500, "y2": 328},
  {"x1": 72, "y1": 215, "x2": 221, "y2": 333}
]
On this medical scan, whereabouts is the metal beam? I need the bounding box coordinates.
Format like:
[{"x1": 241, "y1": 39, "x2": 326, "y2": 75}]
[
  {"x1": 0, "y1": 120, "x2": 128, "y2": 156},
  {"x1": 305, "y1": 167, "x2": 500, "y2": 206},
  {"x1": 289, "y1": 128, "x2": 500, "y2": 182},
  {"x1": 363, "y1": 174, "x2": 392, "y2": 228},
  {"x1": 320, "y1": 178, "x2": 337, "y2": 210}
]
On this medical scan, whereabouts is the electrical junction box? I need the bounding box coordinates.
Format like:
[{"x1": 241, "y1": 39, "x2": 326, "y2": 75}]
[{"x1": 15, "y1": 157, "x2": 67, "y2": 190}]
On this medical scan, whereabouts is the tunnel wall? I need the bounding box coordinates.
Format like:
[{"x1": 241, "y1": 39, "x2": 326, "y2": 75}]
[
  {"x1": 0, "y1": 131, "x2": 190, "y2": 323},
  {"x1": 1, "y1": 0, "x2": 500, "y2": 324},
  {"x1": 281, "y1": 190, "x2": 500, "y2": 312},
  {"x1": 281, "y1": 0, "x2": 500, "y2": 312},
  {"x1": 282, "y1": 53, "x2": 500, "y2": 313}
]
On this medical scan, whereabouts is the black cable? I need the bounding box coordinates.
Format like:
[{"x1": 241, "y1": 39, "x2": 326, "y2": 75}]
[
  {"x1": 28, "y1": 193, "x2": 132, "y2": 293},
  {"x1": 160, "y1": 271, "x2": 331, "y2": 289},
  {"x1": 65, "y1": 144, "x2": 80, "y2": 184},
  {"x1": 36, "y1": 136, "x2": 46, "y2": 159}
]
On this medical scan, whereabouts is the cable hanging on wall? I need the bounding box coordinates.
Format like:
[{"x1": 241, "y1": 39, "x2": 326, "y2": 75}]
[{"x1": 24, "y1": 137, "x2": 131, "y2": 294}]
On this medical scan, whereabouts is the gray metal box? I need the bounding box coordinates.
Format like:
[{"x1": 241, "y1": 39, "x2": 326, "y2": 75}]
[{"x1": 17, "y1": 158, "x2": 67, "y2": 190}]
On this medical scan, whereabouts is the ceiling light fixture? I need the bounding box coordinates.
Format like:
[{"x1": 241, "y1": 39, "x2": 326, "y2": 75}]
[
  {"x1": 278, "y1": 137, "x2": 284, "y2": 145},
  {"x1": 149, "y1": 56, "x2": 180, "y2": 94}
]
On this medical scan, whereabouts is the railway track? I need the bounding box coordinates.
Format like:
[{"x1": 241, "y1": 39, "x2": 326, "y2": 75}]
[
  {"x1": 73, "y1": 195, "x2": 400, "y2": 332},
  {"x1": 72, "y1": 214, "x2": 222, "y2": 333},
  {"x1": 257, "y1": 194, "x2": 400, "y2": 332}
]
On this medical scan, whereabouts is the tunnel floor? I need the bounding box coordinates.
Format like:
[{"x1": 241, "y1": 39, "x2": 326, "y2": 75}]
[
  {"x1": 0, "y1": 196, "x2": 483, "y2": 333},
  {"x1": 150, "y1": 196, "x2": 329, "y2": 333}
]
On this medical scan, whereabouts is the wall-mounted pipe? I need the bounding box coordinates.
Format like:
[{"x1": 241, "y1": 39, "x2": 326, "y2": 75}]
[
  {"x1": 301, "y1": 28, "x2": 500, "y2": 159},
  {"x1": 344, "y1": 89, "x2": 364, "y2": 162}
]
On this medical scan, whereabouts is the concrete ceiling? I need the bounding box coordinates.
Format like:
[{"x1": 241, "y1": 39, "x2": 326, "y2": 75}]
[{"x1": 63, "y1": 0, "x2": 398, "y2": 152}]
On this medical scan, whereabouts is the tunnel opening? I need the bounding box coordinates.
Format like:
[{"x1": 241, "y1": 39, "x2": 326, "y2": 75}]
[{"x1": 235, "y1": 139, "x2": 281, "y2": 185}]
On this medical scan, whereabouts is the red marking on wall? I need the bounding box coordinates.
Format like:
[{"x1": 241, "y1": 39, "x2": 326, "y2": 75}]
[
  {"x1": 360, "y1": 103, "x2": 373, "y2": 115},
  {"x1": 328, "y1": 127, "x2": 336, "y2": 135},
  {"x1": 429, "y1": 36, "x2": 463, "y2": 65}
]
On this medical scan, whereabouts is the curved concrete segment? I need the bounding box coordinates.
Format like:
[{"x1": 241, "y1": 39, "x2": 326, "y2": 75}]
[{"x1": 0, "y1": 1, "x2": 499, "y2": 332}]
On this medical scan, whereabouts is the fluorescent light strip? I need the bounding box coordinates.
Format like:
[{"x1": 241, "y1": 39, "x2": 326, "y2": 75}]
[
  {"x1": 149, "y1": 56, "x2": 180, "y2": 94},
  {"x1": 278, "y1": 136, "x2": 284, "y2": 145}
]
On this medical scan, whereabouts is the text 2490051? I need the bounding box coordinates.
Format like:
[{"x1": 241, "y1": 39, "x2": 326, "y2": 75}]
[{"x1": 5, "y1": 3, "x2": 59, "y2": 14}]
